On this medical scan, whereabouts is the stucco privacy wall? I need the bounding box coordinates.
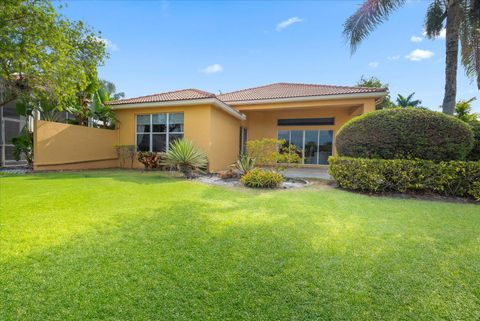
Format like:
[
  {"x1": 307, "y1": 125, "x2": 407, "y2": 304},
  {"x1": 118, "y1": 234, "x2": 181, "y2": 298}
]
[
  {"x1": 34, "y1": 120, "x2": 119, "y2": 171},
  {"x1": 114, "y1": 103, "x2": 241, "y2": 171}
]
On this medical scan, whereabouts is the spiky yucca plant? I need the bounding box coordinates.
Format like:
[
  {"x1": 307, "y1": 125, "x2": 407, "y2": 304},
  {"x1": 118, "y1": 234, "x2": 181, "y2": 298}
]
[
  {"x1": 165, "y1": 139, "x2": 208, "y2": 178},
  {"x1": 235, "y1": 154, "x2": 256, "y2": 174}
]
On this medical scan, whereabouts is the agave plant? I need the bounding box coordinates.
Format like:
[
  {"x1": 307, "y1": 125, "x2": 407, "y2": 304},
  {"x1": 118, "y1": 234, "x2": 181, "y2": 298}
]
[
  {"x1": 235, "y1": 154, "x2": 256, "y2": 174},
  {"x1": 165, "y1": 139, "x2": 208, "y2": 178}
]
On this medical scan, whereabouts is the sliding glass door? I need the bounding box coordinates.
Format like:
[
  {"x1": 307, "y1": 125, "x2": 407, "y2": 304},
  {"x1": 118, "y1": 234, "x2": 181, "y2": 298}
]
[{"x1": 277, "y1": 129, "x2": 333, "y2": 165}]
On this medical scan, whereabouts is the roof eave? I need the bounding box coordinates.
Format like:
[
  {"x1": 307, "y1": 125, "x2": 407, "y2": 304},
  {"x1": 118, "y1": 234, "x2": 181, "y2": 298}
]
[
  {"x1": 110, "y1": 98, "x2": 246, "y2": 120},
  {"x1": 222, "y1": 91, "x2": 388, "y2": 106}
]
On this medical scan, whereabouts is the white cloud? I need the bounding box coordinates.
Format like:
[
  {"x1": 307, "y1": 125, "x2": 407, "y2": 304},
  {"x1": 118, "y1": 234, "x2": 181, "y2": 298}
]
[
  {"x1": 200, "y1": 64, "x2": 223, "y2": 74},
  {"x1": 423, "y1": 28, "x2": 446, "y2": 39},
  {"x1": 405, "y1": 49, "x2": 434, "y2": 61},
  {"x1": 439, "y1": 28, "x2": 446, "y2": 38},
  {"x1": 368, "y1": 62, "x2": 379, "y2": 68},
  {"x1": 387, "y1": 55, "x2": 400, "y2": 60},
  {"x1": 93, "y1": 36, "x2": 119, "y2": 51},
  {"x1": 276, "y1": 17, "x2": 303, "y2": 31},
  {"x1": 411, "y1": 36, "x2": 422, "y2": 43}
]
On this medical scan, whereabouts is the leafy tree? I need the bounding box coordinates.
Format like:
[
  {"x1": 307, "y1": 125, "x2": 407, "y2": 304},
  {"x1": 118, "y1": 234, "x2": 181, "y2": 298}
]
[
  {"x1": 356, "y1": 76, "x2": 393, "y2": 109},
  {"x1": 343, "y1": 0, "x2": 480, "y2": 115},
  {"x1": 0, "y1": 0, "x2": 106, "y2": 109},
  {"x1": 100, "y1": 79, "x2": 125, "y2": 100},
  {"x1": 396, "y1": 93, "x2": 422, "y2": 108},
  {"x1": 455, "y1": 97, "x2": 479, "y2": 122}
]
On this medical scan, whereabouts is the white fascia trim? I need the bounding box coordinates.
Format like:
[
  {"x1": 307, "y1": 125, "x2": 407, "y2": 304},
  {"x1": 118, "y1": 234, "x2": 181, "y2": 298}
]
[
  {"x1": 225, "y1": 92, "x2": 387, "y2": 106},
  {"x1": 111, "y1": 98, "x2": 246, "y2": 120}
]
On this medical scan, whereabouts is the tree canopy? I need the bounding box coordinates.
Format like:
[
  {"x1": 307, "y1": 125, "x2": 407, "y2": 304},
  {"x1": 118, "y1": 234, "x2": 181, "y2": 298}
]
[{"x1": 0, "y1": 0, "x2": 107, "y2": 109}]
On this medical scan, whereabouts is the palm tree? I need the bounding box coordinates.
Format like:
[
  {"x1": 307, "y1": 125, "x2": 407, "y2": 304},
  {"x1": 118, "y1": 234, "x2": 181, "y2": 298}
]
[
  {"x1": 343, "y1": 0, "x2": 480, "y2": 115},
  {"x1": 396, "y1": 93, "x2": 422, "y2": 107}
]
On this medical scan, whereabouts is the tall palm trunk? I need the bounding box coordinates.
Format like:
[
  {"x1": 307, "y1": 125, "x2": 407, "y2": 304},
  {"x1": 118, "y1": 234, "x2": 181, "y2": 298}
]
[{"x1": 442, "y1": 0, "x2": 461, "y2": 115}]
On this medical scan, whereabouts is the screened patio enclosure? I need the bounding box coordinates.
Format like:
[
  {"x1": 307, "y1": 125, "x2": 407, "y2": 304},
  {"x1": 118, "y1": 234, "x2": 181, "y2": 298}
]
[{"x1": 278, "y1": 129, "x2": 333, "y2": 165}]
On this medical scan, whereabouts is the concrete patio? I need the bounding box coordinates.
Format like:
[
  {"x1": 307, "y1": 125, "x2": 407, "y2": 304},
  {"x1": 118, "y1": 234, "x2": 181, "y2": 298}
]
[{"x1": 281, "y1": 167, "x2": 332, "y2": 180}]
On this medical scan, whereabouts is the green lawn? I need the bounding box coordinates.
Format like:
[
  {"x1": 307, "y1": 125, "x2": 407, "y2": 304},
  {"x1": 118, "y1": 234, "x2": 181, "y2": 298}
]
[{"x1": 1, "y1": 170, "x2": 479, "y2": 320}]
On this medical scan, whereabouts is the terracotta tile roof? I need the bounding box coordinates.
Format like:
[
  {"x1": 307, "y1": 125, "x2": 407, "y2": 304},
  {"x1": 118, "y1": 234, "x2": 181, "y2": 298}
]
[
  {"x1": 109, "y1": 89, "x2": 216, "y2": 105},
  {"x1": 217, "y1": 82, "x2": 387, "y2": 103}
]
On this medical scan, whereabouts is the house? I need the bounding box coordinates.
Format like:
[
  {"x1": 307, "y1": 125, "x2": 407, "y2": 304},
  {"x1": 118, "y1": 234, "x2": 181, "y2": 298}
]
[{"x1": 110, "y1": 83, "x2": 387, "y2": 172}]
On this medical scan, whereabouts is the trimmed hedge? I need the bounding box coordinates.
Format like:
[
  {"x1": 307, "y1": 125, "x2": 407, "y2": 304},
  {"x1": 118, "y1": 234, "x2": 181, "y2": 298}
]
[
  {"x1": 336, "y1": 108, "x2": 474, "y2": 161},
  {"x1": 240, "y1": 168, "x2": 284, "y2": 188},
  {"x1": 328, "y1": 156, "x2": 480, "y2": 200},
  {"x1": 467, "y1": 121, "x2": 480, "y2": 161}
]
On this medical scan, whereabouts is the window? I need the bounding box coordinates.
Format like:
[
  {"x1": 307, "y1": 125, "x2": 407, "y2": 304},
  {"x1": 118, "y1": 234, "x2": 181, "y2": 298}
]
[
  {"x1": 277, "y1": 130, "x2": 333, "y2": 165},
  {"x1": 277, "y1": 118, "x2": 334, "y2": 126},
  {"x1": 136, "y1": 113, "x2": 184, "y2": 152},
  {"x1": 239, "y1": 127, "x2": 248, "y2": 155}
]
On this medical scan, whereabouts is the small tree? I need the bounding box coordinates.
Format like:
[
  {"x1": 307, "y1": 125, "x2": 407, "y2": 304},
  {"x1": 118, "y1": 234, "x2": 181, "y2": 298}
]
[
  {"x1": 455, "y1": 97, "x2": 479, "y2": 122},
  {"x1": 356, "y1": 76, "x2": 393, "y2": 109},
  {"x1": 246, "y1": 138, "x2": 301, "y2": 171}
]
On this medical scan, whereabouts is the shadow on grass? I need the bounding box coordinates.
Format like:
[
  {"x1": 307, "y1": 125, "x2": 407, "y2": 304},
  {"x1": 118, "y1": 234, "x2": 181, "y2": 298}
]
[
  {"x1": 18, "y1": 169, "x2": 183, "y2": 185},
  {"x1": 2, "y1": 197, "x2": 479, "y2": 321}
]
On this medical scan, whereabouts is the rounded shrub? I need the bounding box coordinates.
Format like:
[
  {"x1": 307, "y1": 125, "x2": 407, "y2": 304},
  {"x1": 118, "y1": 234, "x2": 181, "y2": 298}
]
[
  {"x1": 336, "y1": 108, "x2": 474, "y2": 161},
  {"x1": 240, "y1": 168, "x2": 284, "y2": 188},
  {"x1": 467, "y1": 121, "x2": 480, "y2": 161}
]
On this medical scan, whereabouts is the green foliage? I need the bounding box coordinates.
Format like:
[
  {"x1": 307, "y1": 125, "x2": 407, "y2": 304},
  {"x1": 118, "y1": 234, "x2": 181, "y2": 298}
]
[
  {"x1": 336, "y1": 108, "x2": 475, "y2": 161},
  {"x1": 246, "y1": 138, "x2": 280, "y2": 166},
  {"x1": 114, "y1": 145, "x2": 136, "y2": 168},
  {"x1": 0, "y1": 0, "x2": 106, "y2": 109},
  {"x1": 234, "y1": 154, "x2": 256, "y2": 174},
  {"x1": 276, "y1": 143, "x2": 302, "y2": 166},
  {"x1": 455, "y1": 97, "x2": 479, "y2": 122},
  {"x1": 329, "y1": 156, "x2": 480, "y2": 200},
  {"x1": 246, "y1": 138, "x2": 302, "y2": 170},
  {"x1": 467, "y1": 121, "x2": 480, "y2": 161},
  {"x1": 165, "y1": 139, "x2": 208, "y2": 178},
  {"x1": 356, "y1": 76, "x2": 393, "y2": 109},
  {"x1": 15, "y1": 96, "x2": 61, "y2": 121},
  {"x1": 137, "y1": 152, "x2": 164, "y2": 170},
  {"x1": 396, "y1": 93, "x2": 422, "y2": 108},
  {"x1": 240, "y1": 168, "x2": 284, "y2": 189},
  {"x1": 11, "y1": 127, "x2": 33, "y2": 167}
]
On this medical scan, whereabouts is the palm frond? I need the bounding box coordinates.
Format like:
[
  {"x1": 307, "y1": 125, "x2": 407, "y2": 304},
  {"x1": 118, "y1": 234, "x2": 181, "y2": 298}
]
[
  {"x1": 460, "y1": 0, "x2": 480, "y2": 89},
  {"x1": 424, "y1": 0, "x2": 447, "y2": 38},
  {"x1": 343, "y1": 0, "x2": 407, "y2": 53}
]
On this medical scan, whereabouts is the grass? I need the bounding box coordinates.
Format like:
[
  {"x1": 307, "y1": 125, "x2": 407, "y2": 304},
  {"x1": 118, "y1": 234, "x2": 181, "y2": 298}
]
[{"x1": 1, "y1": 170, "x2": 479, "y2": 320}]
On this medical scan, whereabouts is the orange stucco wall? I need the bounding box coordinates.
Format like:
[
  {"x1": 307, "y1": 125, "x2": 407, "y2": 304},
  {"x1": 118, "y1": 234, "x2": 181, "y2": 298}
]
[
  {"x1": 114, "y1": 104, "x2": 241, "y2": 172},
  {"x1": 209, "y1": 106, "x2": 241, "y2": 171},
  {"x1": 34, "y1": 120, "x2": 119, "y2": 171}
]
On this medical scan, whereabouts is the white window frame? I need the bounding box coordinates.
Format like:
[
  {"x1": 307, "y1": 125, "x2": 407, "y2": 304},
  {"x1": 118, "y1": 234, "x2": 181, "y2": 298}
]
[{"x1": 135, "y1": 113, "x2": 184, "y2": 152}]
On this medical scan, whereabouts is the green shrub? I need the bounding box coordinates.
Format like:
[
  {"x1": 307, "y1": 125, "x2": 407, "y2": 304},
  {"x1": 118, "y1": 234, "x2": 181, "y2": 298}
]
[
  {"x1": 240, "y1": 168, "x2": 284, "y2": 189},
  {"x1": 336, "y1": 108, "x2": 474, "y2": 161},
  {"x1": 137, "y1": 152, "x2": 164, "y2": 170},
  {"x1": 329, "y1": 156, "x2": 480, "y2": 200},
  {"x1": 165, "y1": 139, "x2": 208, "y2": 178},
  {"x1": 467, "y1": 121, "x2": 480, "y2": 161},
  {"x1": 234, "y1": 154, "x2": 256, "y2": 174},
  {"x1": 246, "y1": 138, "x2": 302, "y2": 169},
  {"x1": 12, "y1": 127, "x2": 33, "y2": 167},
  {"x1": 115, "y1": 145, "x2": 136, "y2": 168}
]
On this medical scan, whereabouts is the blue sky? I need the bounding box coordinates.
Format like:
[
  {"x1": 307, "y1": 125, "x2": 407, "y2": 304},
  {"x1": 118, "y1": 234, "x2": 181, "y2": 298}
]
[{"x1": 60, "y1": 0, "x2": 479, "y2": 112}]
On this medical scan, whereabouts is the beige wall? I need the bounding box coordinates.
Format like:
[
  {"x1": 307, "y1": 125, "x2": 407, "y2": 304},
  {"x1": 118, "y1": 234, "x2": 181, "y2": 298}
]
[
  {"x1": 115, "y1": 104, "x2": 241, "y2": 172},
  {"x1": 34, "y1": 120, "x2": 119, "y2": 171},
  {"x1": 209, "y1": 106, "x2": 241, "y2": 171}
]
